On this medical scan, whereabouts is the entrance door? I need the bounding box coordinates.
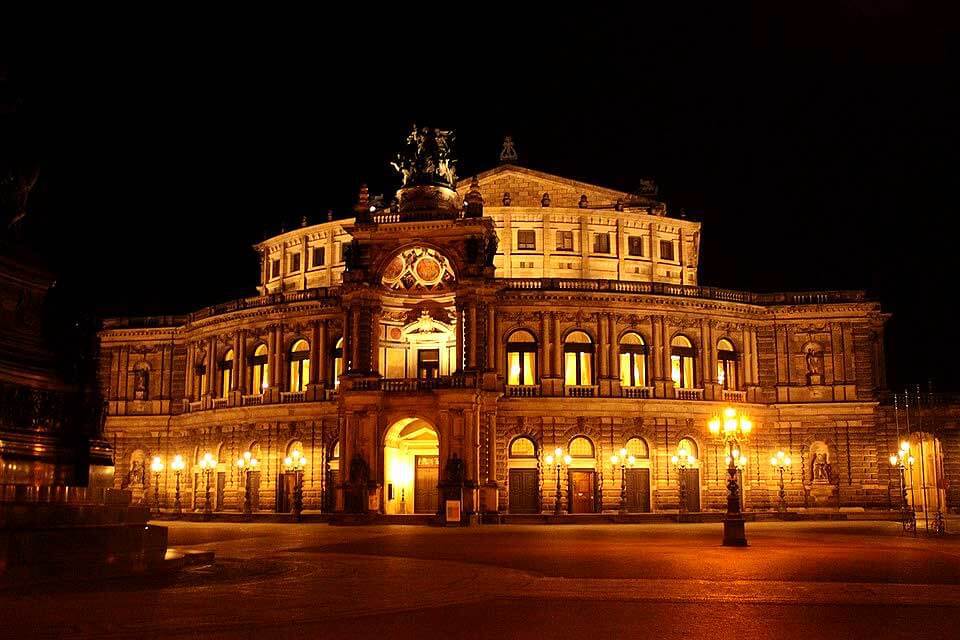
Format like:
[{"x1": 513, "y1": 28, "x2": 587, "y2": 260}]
[
  {"x1": 569, "y1": 470, "x2": 596, "y2": 513},
  {"x1": 509, "y1": 469, "x2": 539, "y2": 513},
  {"x1": 216, "y1": 472, "x2": 226, "y2": 511},
  {"x1": 277, "y1": 472, "x2": 296, "y2": 513},
  {"x1": 414, "y1": 455, "x2": 439, "y2": 513},
  {"x1": 625, "y1": 468, "x2": 651, "y2": 513},
  {"x1": 248, "y1": 470, "x2": 261, "y2": 511},
  {"x1": 683, "y1": 468, "x2": 701, "y2": 512},
  {"x1": 417, "y1": 349, "x2": 440, "y2": 380}
]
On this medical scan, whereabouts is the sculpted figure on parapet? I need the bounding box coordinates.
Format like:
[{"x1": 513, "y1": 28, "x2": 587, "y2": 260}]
[{"x1": 392, "y1": 125, "x2": 457, "y2": 188}]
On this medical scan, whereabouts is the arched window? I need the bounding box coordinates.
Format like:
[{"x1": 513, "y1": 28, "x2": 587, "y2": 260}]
[
  {"x1": 677, "y1": 437, "x2": 698, "y2": 461},
  {"x1": 564, "y1": 331, "x2": 594, "y2": 386},
  {"x1": 333, "y1": 337, "x2": 344, "y2": 388},
  {"x1": 670, "y1": 335, "x2": 696, "y2": 389},
  {"x1": 569, "y1": 436, "x2": 595, "y2": 458},
  {"x1": 619, "y1": 332, "x2": 648, "y2": 388},
  {"x1": 509, "y1": 436, "x2": 537, "y2": 458},
  {"x1": 625, "y1": 437, "x2": 649, "y2": 459},
  {"x1": 219, "y1": 350, "x2": 234, "y2": 398},
  {"x1": 506, "y1": 330, "x2": 537, "y2": 386},
  {"x1": 289, "y1": 339, "x2": 310, "y2": 392},
  {"x1": 251, "y1": 344, "x2": 269, "y2": 393},
  {"x1": 717, "y1": 339, "x2": 737, "y2": 390},
  {"x1": 133, "y1": 362, "x2": 149, "y2": 400}
]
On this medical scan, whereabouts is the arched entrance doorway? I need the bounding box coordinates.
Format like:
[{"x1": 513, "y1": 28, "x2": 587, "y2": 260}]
[{"x1": 384, "y1": 418, "x2": 440, "y2": 515}]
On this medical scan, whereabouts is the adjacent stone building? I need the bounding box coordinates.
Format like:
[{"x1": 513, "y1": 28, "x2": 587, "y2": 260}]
[{"x1": 98, "y1": 133, "x2": 954, "y2": 520}]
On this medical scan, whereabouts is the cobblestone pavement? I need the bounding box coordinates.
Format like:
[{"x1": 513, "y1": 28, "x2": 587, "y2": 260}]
[{"x1": 2, "y1": 521, "x2": 960, "y2": 639}]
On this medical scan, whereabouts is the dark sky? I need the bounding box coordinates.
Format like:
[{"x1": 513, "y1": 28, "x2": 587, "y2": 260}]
[{"x1": 3, "y1": 4, "x2": 958, "y2": 390}]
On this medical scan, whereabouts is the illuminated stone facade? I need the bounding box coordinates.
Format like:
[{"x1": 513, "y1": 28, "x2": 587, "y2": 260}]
[{"x1": 99, "y1": 157, "x2": 956, "y2": 519}]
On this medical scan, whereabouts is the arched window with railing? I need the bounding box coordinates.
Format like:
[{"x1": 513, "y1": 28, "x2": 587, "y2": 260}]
[
  {"x1": 670, "y1": 335, "x2": 696, "y2": 389},
  {"x1": 251, "y1": 344, "x2": 269, "y2": 393},
  {"x1": 219, "y1": 350, "x2": 234, "y2": 398},
  {"x1": 332, "y1": 337, "x2": 344, "y2": 388},
  {"x1": 717, "y1": 338, "x2": 738, "y2": 390},
  {"x1": 619, "y1": 332, "x2": 648, "y2": 388},
  {"x1": 564, "y1": 331, "x2": 594, "y2": 387},
  {"x1": 289, "y1": 339, "x2": 310, "y2": 392},
  {"x1": 506, "y1": 330, "x2": 537, "y2": 386}
]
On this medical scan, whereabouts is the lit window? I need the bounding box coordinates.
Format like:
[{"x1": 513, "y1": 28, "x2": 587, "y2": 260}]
[
  {"x1": 333, "y1": 337, "x2": 344, "y2": 388},
  {"x1": 289, "y1": 339, "x2": 310, "y2": 392},
  {"x1": 677, "y1": 437, "x2": 698, "y2": 460},
  {"x1": 717, "y1": 338, "x2": 737, "y2": 390},
  {"x1": 506, "y1": 330, "x2": 537, "y2": 386},
  {"x1": 556, "y1": 230, "x2": 574, "y2": 251},
  {"x1": 251, "y1": 344, "x2": 269, "y2": 393},
  {"x1": 219, "y1": 350, "x2": 234, "y2": 398},
  {"x1": 670, "y1": 335, "x2": 696, "y2": 389},
  {"x1": 509, "y1": 437, "x2": 537, "y2": 458},
  {"x1": 593, "y1": 232, "x2": 610, "y2": 254},
  {"x1": 625, "y1": 437, "x2": 649, "y2": 459},
  {"x1": 659, "y1": 240, "x2": 675, "y2": 261},
  {"x1": 564, "y1": 331, "x2": 594, "y2": 386},
  {"x1": 569, "y1": 436, "x2": 595, "y2": 458},
  {"x1": 517, "y1": 230, "x2": 536, "y2": 251},
  {"x1": 628, "y1": 236, "x2": 643, "y2": 257},
  {"x1": 619, "y1": 332, "x2": 648, "y2": 388}
]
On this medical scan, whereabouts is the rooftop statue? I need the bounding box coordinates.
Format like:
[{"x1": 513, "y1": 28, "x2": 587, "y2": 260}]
[{"x1": 391, "y1": 125, "x2": 457, "y2": 189}]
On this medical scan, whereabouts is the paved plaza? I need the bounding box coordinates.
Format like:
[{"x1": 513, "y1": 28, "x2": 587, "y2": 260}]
[{"x1": 3, "y1": 521, "x2": 960, "y2": 639}]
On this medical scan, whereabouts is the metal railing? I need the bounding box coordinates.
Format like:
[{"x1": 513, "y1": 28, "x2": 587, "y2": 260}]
[{"x1": 622, "y1": 386, "x2": 654, "y2": 399}]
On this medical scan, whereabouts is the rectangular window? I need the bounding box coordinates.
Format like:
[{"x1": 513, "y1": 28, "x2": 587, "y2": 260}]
[
  {"x1": 593, "y1": 232, "x2": 610, "y2": 254},
  {"x1": 628, "y1": 236, "x2": 644, "y2": 257},
  {"x1": 312, "y1": 247, "x2": 325, "y2": 267},
  {"x1": 271, "y1": 259, "x2": 281, "y2": 278},
  {"x1": 290, "y1": 253, "x2": 301, "y2": 272},
  {"x1": 660, "y1": 240, "x2": 675, "y2": 261},
  {"x1": 556, "y1": 230, "x2": 574, "y2": 251},
  {"x1": 517, "y1": 230, "x2": 536, "y2": 251}
]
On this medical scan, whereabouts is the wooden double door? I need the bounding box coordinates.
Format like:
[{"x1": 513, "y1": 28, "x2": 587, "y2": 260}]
[
  {"x1": 682, "y1": 468, "x2": 701, "y2": 512},
  {"x1": 624, "y1": 468, "x2": 651, "y2": 513},
  {"x1": 569, "y1": 470, "x2": 596, "y2": 513},
  {"x1": 414, "y1": 455, "x2": 439, "y2": 514},
  {"x1": 509, "y1": 469, "x2": 539, "y2": 513}
]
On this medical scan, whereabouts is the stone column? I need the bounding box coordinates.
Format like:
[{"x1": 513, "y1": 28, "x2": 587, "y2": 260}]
[
  {"x1": 351, "y1": 304, "x2": 361, "y2": 373},
  {"x1": 486, "y1": 305, "x2": 496, "y2": 371},
  {"x1": 468, "y1": 302, "x2": 478, "y2": 369},
  {"x1": 541, "y1": 311, "x2": 551, "y2": 378},
  {"x1": 318, "y1": 320, "x2": 328, "y2": 387},
  {"x1": 455, "y1": 305, "x2": 464, "y2": 373},
  {"x1": 237, "y1": 331, "x2": 247, "y2": 394},
  {"x1": 609, "y1": 314, "x2": 619, "y2": 385},
  {"x1": 370, "y1": 307, "x2": 382, "y2": 375},
  {"x1": 207, "y1": 336, "x2": 217, "y2": 398},
  {"x1": 185, "y1": 342, "x2": 195, "y2": 401},
  {"x1": 552, "y1": 313, "x2": 562, "y2": 378}
]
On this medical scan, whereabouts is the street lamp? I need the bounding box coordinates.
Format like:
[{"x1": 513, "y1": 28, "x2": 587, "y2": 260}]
[
  {"x1": 671, "y1": 446, "x2": 696, "y2": 516},
  {"x1": 544, "y1": 447, "x2": 572, "y2": 516},
  {"x1": 236, "y1": 451, "x2": 260, "y2": 515},
  {"x1": 171, "y1": 454, "x2": 185, "y2": 516},
  {"x1": 889, "y1": 441, "x2": 916, "y2": 535},
  {"x1": 610, "y1": 448, "x2": 637, "y2": 515},
  {"x1": 769, "y1": 451, "x2": 791, "y2": 514},
  {"x1": 709, "y1": 406, "x2": 753, "y2": 546},
  {"x1": 198, "y1": 452, "x2": 217, "y2": 519},
  {"x1": 284, "y1": 449, "x2": 308, "y2": 521},
  {"x1": 150, "y1": 455, "x2": 164, "y2": 515}
]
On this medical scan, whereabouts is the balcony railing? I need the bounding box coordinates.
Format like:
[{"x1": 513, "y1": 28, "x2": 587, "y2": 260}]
[
  {"x1": 241, "y1": 394, "x2": 263, "y2": 406},
  {"x1": 505, "y1": 384, "x2": 540, "y2": 397},
  {"x1": 280, "y1": 391, "x2": 306, "y2": 404},
  {"x1": 676, "y1": 388, "x2": 705, "y2": 401},
  {"x1": 187, "y1": 400, "x2": 203, "y2": 413},
  {"x1": 566, "y1": 385, "x2": 597, "y2": 398},
  {"x1": 721, "y1": 389, "x2": 747, "y2": 402},
  {"x1": 621, "y1": 386, "x2": 654, "y2": 399}
]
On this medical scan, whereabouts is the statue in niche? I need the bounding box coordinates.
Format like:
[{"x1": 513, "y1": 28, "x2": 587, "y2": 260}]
[
  {"x1": 804, "y1": 343, "x2": 824, "y2": 385},
  {"x1": 133, "y1": 366, "x2": 149, "y2": 400}
]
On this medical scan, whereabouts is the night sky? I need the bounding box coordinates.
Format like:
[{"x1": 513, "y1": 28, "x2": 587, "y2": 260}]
[{"x1": 3, "y1": 5, "x2": 958, "y2": 390}]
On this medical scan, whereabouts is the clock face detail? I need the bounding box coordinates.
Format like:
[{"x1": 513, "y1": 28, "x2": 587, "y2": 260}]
[{"x1": 381, "y1": 247, "x2": 455, "y2": 292}]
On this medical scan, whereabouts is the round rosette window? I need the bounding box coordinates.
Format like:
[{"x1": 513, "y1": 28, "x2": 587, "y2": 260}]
[{"x1": 381, "y1": 247, "x2": 455, "y2": 291}]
